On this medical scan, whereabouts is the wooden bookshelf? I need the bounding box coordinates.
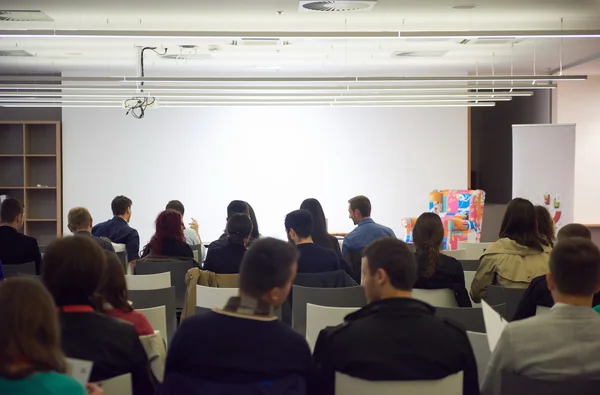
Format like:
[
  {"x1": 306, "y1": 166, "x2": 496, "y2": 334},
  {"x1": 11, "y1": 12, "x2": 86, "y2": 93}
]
[{"x1": 0, "y1": 121, "x2": 61, "y2": 245}]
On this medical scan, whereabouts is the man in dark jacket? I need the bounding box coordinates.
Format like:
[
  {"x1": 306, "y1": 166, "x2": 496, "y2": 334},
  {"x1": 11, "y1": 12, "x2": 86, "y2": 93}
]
[
  {"x1": 67, "y1": 206, "x2": 115, "y2": 253},
  {"x1": 313, "y1": 237, "x2": 479, "y2": 395},
  {"x1": 92, "y1": 195, "x2": 139, "y2": 261},
  {"x1": 0, "y1": 197, "x2": 41, "y2": 273}
]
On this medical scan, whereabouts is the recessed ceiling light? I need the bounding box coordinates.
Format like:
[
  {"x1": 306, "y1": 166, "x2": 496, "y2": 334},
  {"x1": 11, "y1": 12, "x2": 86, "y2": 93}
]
[{"x1": 452, "y1": 5, "x2": 477, "y2": 10}]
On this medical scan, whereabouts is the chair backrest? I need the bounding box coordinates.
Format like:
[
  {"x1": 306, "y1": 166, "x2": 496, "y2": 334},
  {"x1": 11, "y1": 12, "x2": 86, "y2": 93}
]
[
  {"x1": 196, "y1": 285, "x2": 239, "y2": 310},
  {"x1": 94, "y1": 373, "x2": 132, "y2": 395},
  {"x1": 500, "y1": 372, "x2": 600, "y2": 395},
  {"x1": 435, "y1": 304, "x2": 506, "y2": 333},
  {"x1": 190, "y1": 244, "x2": 202, "y2": 262},
  {"x1": 128, "y1": 287, "x2": 177, "y2": 345},
  {"x1": 126, "y1": 272, "x2": 171, "y2": 290},
  {"x1": 292, "y1": 285, "x2": 366, "y2": 335},
  {"x1": 412, "y1": 288, "x2": 458, "y2": 308},
  {"x1": 137, "y1": 305, "x2": 167, "y2": 347},
  {"x1": 135, "y1": 259, "x2": 195, "y2": 310},
  {"x1": 306, "y1": 304, "x2": 359, "y2": 351},
  {"x1": 458, "y1": 242, "x2": 493, "y2": 260},
  {"x1": 461, "y1": 260, "x2": 480, "y2": 271},
  {"x1": 442, "y1": 249, "x2": 467, "y2": 260},
  {"x1": 485, "y1": 285, "x2": 526, "y2": 321},
  {"x1": 463, "y1": 270, "x2": 477, "y2": 305},
  {"x1": 3, "y1": 261, "x2": 36, "y2": 278},
  {"x1": 335, "y1": 371, "x2": 463, "y2": 395},
  {"x1": 112, "y1": 243, "x2": 128, "y2": 269},
  {"x1": 536, "y1": 305, "x2": 551, "y2": 315},
  {"x1": 467, "y1": 331, "x2": 490, "y2": 386}
]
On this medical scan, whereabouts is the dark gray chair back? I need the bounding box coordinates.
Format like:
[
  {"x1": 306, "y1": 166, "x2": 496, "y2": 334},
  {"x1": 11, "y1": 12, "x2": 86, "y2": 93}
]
[
  {"x1": 129, "y1": 286, "x2": 177, "y2": 345},
  {"x1": 115, "y1": 251, "x2": 128, "y2": 270},
  {"x1": 485, "y1": 285, "x2": 527, "y2": 321},
  {"x1": 460, "y1": 260, "x2": 480, "y2": 271},
  {"x1": 135, "y1": 260, "x2": 195, "y2": 310},
  {"x1": 501, "y1": 372, "x2": 600, "y2": 395},
  {"x1": 190, "y1": 244, "x2": 203, "y2": 262},
  {"x1": 4, "y1": 262, "x2": 36, "y2": 278},
  {"x1": 292, "y1": 285, "x2": 367, "y2": 335},
  {"x1": 436, "y1": 304, "x2": 506, "y2": 333}
]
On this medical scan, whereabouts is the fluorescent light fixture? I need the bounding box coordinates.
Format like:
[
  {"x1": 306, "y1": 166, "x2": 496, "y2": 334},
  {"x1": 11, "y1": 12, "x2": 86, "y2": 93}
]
[
  {"x1": 0, "y1": 98, "x2": 507, "y2": 104},
  {"x1": 1, "y1": 29, "x2": 598, "y2": 39},
  {"x1": 1, "y1": 102, "x2": 495, "y2": 108}
]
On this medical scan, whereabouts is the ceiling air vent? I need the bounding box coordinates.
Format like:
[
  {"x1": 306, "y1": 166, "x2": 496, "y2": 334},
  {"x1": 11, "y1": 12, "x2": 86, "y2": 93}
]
[
  {"x1": 0, "y1": 50, "x2": 34, "y2": 57},
  {"x1": 299, "y1": 1, "x2": 377, "y2": 12},
  {"x1": 391, "y1": 50, "x2": 449, "y2": 58},
  {"x1": 0, "y1": 10, "x2": 54, "y2": 22}
]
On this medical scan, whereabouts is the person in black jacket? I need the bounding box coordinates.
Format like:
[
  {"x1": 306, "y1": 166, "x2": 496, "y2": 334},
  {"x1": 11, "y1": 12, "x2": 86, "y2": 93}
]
[
  {"x1": 203, "y1": 214, "x2": 252, "y2": 274},
  {"x1": 513, "y1": 223, "x2": 600, "y2": 321},
  {"x1": 92, "y1": 195, "x2": 140, "y2": 262},
  {"x1": 0, "y1": 197, "x2": 41, "y2": 273},
  {"x1": 67, "y1": 206, "x2": 115, "y2": 253},
  {"x1": 313, "y1": 238, "x2": 479, "y2": 395},
  {"x1": 141, "y1": 209, "x2": 193, "y2": 259},
  {"x1": 41, "y1": 236, "x2": 154, "y2": 395},
  {"x1": 300, "y1": 198, "x2": 342, "y2": 259},
  {"x1": 413, "y1": 212, "x2": 471, "y2": 307}
]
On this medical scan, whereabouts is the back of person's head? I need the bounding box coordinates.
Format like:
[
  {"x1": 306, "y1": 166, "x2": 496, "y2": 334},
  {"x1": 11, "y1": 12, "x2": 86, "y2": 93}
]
[
  {"x1": 111, "y1": 195, "x2": 132, "y2": 216},
  {"x1": 0, "y1": 278, "x2": 67, "y2": 379},
  {"x1": 300, "y1": 198, "x2": 335, "y2": 250},
  {"x1": 98, "y1": 251, "x2": 133, "y2": 313},
  {"x1": 285, "y1": 209, "x2": 314, "y2": 241},
  {"x1": 165, "y1": 200, "x2": 185, "y2": 215},
  {"x1": 499, "y1": 198, "x2": 544, "y2": 251},
  {"x1": 0, "y1": 197, "x2": 24, "y2": 224},
  {"x1": 362, "y1": 238, "x2": 417, "y2": 303},
  {"x1": 348, "y1": 195, "x2": 371, "y2": 218},
  {"x1": 239, "y1": 238, "x2": 299, "y2": 307},
  {"x1": 548, "y1": 238, "x2": 600, "y2": 297},
  {"x1": 227, "y1": 200, "x2": 249, "y2": 219},
  {"x1": 143, "y1": 209, "x2": 185, "y2": 255},
  {"x1": 557, "y1": 223, "x2": 592, "y2": 242},
  {"x1": 42, "y1": 236, "x2": 107, "y2": 308},
  {"x1": 246, "y1": 202, "x2": 260, "y2": 239},
  {"x1": 535, "y1": 205, "x2": 555, "y2": 248},
  {"x1": 226, "y1": 213, "x2": 253, "y2": 246},
  {"x1": 67, "y1": 206, "x2": 92, "y2": 233},
  {"x1": 412, "y1": 212, "x2": 444, "y2": 278}
]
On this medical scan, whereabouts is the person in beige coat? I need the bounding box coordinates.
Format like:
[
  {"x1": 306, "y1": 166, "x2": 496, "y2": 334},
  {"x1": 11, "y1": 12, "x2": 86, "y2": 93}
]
[{"x1": 471, "y1": 198, "x2": 551, "y2": 303}]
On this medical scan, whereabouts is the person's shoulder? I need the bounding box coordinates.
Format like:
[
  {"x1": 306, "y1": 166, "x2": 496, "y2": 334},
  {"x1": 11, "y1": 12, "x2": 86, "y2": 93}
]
[
  {"x1": 36, "y1": 372, "x2": 86, "y2": 395},
  {"x1": 440, "y1": 254, "x2": 462, "y2": 268}
]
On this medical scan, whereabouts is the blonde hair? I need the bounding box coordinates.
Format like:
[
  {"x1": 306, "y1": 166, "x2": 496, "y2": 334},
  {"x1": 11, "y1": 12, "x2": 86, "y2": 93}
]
[{"x1": 68, "y1": 207, "x2": 92, "y2": 231}]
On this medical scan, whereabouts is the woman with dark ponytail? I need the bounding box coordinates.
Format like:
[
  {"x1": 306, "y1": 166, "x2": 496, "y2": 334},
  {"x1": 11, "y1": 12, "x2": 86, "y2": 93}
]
[
  {"x1": 413, "y1": 213, "x2": 471, "y2": 307},
  {"x1": 203, "y1": 213, "x2": 253, "y2": 274}
]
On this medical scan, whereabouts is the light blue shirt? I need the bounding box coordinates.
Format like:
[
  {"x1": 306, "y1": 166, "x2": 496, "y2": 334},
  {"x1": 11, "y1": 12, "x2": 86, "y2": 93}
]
[
  {"x1": 342, "y1": 218, "x2": 396, "y2": 256},
  {"x1": 0, "y1": 371, "x2": 86, "y2": 395}
]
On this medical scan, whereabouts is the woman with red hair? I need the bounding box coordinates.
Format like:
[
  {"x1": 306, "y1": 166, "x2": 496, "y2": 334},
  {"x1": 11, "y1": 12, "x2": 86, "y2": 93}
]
[{"x1": 141, "y1": 210, "x2": 193, "y2": 258}]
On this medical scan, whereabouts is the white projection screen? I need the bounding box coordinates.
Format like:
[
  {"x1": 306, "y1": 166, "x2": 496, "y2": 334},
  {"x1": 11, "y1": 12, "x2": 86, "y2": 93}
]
[{"x1": 63, "y1": 106, "x2": 468, "y2": 246}]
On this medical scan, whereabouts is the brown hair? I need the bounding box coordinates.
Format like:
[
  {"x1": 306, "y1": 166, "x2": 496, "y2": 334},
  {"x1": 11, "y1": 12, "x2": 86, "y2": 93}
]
[
  {"x1": 67, "y1": 206, "x2": 92, "y2": 231},
  {"x1": 42, "y1": 235, "x2": 107, "y2": 308},
  {"x1": 363, "y1": 238, "x2": 417, "y2": 291},
  {"x1": 348, "y1": 195, "x2": 371, "y2": 218},
  {"x1": 413, "y1": 212, "x2": 444, "y2": 278},
  {"x1": 535, "y1": 205, "x2": 555, "y2": 248},
  {"x1": 98, "y1": 251, "x2": 133, "y2": 313},
  {"x1": 550, "y1": 238, "x2": 600, "y2": 296},
  {"x1": 499, "y1": 198, "x2": 545, "y2": 252},
  {"x1": 0, "y1": 278, "x2": 67, "y2": 379},
  {"x1": 557, "y1": 223, "x2": 592, "y2": 242}
]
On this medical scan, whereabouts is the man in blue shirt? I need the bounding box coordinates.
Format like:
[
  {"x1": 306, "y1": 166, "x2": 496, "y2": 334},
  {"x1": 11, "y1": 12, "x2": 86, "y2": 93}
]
[
  {"x1": 342, "y1": 195, "x2": 396, "y2": 257},
  {"x1": 92, "y1": 196, "x2": 140, "y2": 262}
]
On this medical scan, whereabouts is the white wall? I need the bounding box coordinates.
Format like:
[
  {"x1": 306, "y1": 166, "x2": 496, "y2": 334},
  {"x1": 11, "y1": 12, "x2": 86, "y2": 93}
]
[
  {"x1": 556, "y1": 77, "x2": 600, "y2": 224},
  {"x1": 63, "y1": 106, "x2": 467, "y2": 246}
]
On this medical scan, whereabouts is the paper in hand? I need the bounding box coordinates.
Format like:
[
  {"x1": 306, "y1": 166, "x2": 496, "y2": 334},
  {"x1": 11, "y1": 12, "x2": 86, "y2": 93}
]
[
  {"x1": 481, "y1": 300, "x2": 508, "y2": 352},
  {"x1": 66, "y1": 357, "x2": 94, "y2": 386}
]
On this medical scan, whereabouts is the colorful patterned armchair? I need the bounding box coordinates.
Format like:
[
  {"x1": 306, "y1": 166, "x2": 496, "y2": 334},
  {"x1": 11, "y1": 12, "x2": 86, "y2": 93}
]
[{"x1": 402, "y1": 189, "x2": 486, "y2": 250}]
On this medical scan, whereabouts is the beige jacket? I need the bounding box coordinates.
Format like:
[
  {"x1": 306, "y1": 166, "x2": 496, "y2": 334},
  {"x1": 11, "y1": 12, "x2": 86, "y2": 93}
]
[
  {"x1": 139, "y1": 332, "x2": 166, "y2": 382},
  {"x1": 470, "y1": 238, "x2": 551, "y2": 303},
  {"x1": 181, "y1": 268, "x2": 240, "y2": 321}
]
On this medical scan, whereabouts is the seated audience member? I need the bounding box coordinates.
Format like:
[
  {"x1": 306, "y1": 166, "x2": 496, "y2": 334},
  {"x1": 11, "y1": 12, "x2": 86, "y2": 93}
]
[
  {"x1": 535, "y1": 205, "x2": 556, "y2": 248},
  {"x1": 247, "y1": 202, "x2": 261, "y2": 240},
  {"x1": 0, "y1": 197, "x2": 42, "y2": 273},
  {"x1": 67, "y1": 207, "x2": 115, "y2": 252},
  {"x1": 141, "y1": 210, "x2": 193, "y2": 259},
  {"x1": 217, "y1": 200, "x2": 249, "y2": 240},
  {"x1": 285, "y1": 209, "x2": 339, "y2": 273},
  {"x1": 313, "y1": 238, "x2": 479, "y2": 395},
  {"x1": 163, "y1": 238, "x2": 314, "y2": 390},
  {"x1": 165, "y1": 200, "x2": 204, "y2": 247},
  {"x1": 300, "y1": 198, "x2": 342, "y2": 258},
  {"x1": 471, "y1": 198, "x2": 551, "y2": 303},
  {"x1": 203, "y1": 213, "x2": 252, "y2": 274},
  {"x1": 482, "y1": 238, "x2": 600, "y2": 395},
  {"x1": 0, "y1": 278, "x2": 102, "y2": 395},
  {"x1": 92, "y1": 195, "x2": 140, "y2": 262},
  {"x1": 413, "y1": 213, "x2": 471, "y2": 307},
  {"x1": 342, "y1": 195, "x2": 395, "y2": 256},
  {"x1": 513, "y1": 223, "x2": 599, "y2": 320},
  {"x1": 99, "y1": 252, "x2": 154, "y2": 336},
  {"x1": 42, "y1": 236, "x2": 154, "y2": 395}
]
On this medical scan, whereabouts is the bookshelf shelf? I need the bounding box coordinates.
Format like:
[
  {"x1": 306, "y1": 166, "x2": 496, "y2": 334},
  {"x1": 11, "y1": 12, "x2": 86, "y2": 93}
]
[{"x1": 0, "y1": 121, "x2": 61, "y2": 244}]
